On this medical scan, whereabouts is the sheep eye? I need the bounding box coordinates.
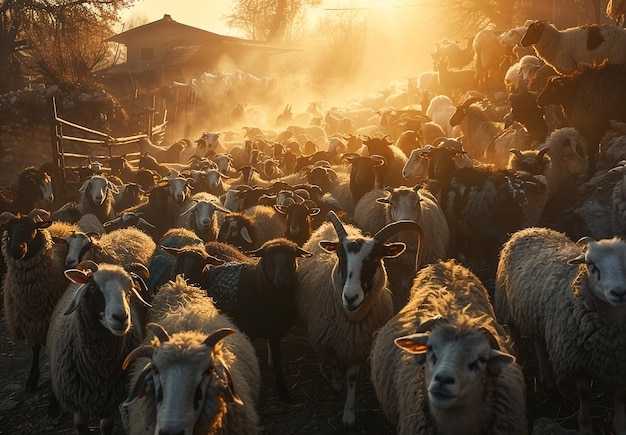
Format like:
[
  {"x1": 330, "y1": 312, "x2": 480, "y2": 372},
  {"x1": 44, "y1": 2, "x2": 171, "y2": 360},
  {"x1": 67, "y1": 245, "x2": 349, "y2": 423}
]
[
  {"x1": 469, "y1": 356, "x2": 487, "y2": 371},
  {"x1": 588, "y1": 263, "x2": 600, "y2": 279}
]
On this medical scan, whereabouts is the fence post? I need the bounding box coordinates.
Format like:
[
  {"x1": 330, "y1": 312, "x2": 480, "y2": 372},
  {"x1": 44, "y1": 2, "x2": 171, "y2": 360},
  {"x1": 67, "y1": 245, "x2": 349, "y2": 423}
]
[{"x1": 48, "y1": 97, "x2": 66, "y2": 204}]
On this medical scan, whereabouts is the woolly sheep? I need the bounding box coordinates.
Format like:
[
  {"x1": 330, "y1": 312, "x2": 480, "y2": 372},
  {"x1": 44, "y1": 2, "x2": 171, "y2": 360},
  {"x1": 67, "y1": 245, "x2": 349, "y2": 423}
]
[
  {"x1": 0, "y1": 210, "x2": 76, "y2": 392},
  {"x1": 77, "y1": 174, "x2": 119, "y2": 223},
  {"x1": 495, "y1": 227, "x2": 626, "y2": 435},
  {"x1": 120, "y1": 276, "x2": 261, "y2": 435},
  {"x1": 177, "y1": 191, "x2": 231, "y2": 242},
  {"x1": 472, "y1": 28, "x2": 506, "y2": 90},
  {"x1": 217, "y1": 205, "x2": 287, "y2": 251},
  {"x1": 295, "y1": 211, "x2": 421, "y2": 429},
  {"x1": 521, "y1": 20, "x2": 626, "y2": 75},
  {"x1": 449, "y1": 98, "x2": 504, "y2": 161},
  {"x1": 426, "y1": 94, "x2": 458, "y2": 137},
  {"x1": 353, "y1": 185, "x2": 448, "y2": 310},
  {"x1": 370, "y1": 259, "x2": 527, "y2": 435},
  {"x1": 46, "y1": 260, "x2": 151, "y2": 435},
  {"x1": 62, "y1": 227, "x2": 156, "y2": 269},
  {"x1": 0, "y1": 167, "x2": 54, "y2": 215}
]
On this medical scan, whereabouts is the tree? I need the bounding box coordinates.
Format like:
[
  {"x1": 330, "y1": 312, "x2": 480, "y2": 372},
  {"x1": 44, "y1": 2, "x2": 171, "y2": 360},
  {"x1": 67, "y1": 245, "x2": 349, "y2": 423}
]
[
  {"x1": 227, "y1": 0, "x2": 321, "y2": 42},
  {"x1": 0, "y1": 0, "x2": 134, "y2": 93}
]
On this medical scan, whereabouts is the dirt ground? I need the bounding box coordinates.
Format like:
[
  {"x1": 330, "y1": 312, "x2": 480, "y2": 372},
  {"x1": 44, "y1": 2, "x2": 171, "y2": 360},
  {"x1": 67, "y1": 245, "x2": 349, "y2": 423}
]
[{"x1": 0, "y1": 300, "x2": 617, "y2": 435}]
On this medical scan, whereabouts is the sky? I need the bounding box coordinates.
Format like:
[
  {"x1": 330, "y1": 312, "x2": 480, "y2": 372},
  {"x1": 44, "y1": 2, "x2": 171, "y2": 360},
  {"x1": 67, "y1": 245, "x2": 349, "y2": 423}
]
[{"x1": 119, "y1": 0, "x2": 236, "y2": 35}]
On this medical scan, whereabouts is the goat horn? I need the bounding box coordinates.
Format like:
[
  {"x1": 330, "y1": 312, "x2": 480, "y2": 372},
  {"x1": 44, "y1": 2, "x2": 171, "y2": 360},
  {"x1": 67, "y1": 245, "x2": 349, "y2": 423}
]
[
  {"x1": 537, "y1": 147, "x2": 549, "y2": 158},
  {"x1": 203, "y1": 328, "x2": 236, "y2": 349},
  {"x1": 0, "y1": 211, "x2": 18, "y2": 225},
  {"x1": 28, "y1": 208, "x2": 50, "y2": 221},
  {"x1": 122, "y1": 345, "x2": 155, "y2": 370},
  {"x1": 373, "y1": 220, "x2": 423, "y2": 244},
  {"x1": 327, "y1": 211, "x2": 348, "y2": 242},
  {"x1": 146, "y1": 323, "x2": 170, "y2": 343},
  {"x1": 509, "y1": 148, "x2": 524, "y2": 158}
]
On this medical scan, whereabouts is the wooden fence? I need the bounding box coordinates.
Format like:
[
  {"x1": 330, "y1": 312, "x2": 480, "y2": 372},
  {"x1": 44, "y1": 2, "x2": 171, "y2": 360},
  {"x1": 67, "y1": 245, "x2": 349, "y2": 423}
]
[{"x1": 48, "y1": 97, "x2": 167, "y2": 203}]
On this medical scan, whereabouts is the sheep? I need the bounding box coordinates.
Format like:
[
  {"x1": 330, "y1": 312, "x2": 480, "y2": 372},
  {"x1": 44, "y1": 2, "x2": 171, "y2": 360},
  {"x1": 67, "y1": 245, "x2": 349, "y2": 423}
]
[
  {"x1": 102, "y1": 212, "x2": 155, "y2": 233},
  {"x1": 120, "y1": 184, "x2": 180, "y2": 242},
  {"x1": 77, "y1": 174, "x2": 119, "y2": 223},
  {"x1": 274, "y1": 199, "x2": 320, "y2": 247},
  {"x1": 295, "y1": 211, "x2": 422, "y2": 429},
  {"x1": 0, "y1": 167, "x2": 54, "y2": 215},
  {"x1": 353, "y1": 185, "x2": 449, "y2": 310},
  {"x1": 0, "y1": 210, "x2": 75, "y2": 392},
  {"x1": 177, "y1": 191, "x2": 231, "y2": 242},
  {"x1": 370, "y1": 259, "x2": 527, "y2": 435},
  {"x1": 112, "y1": 182, "x2": 146, "y2": 214},
  {"x1": 166, "y1": 238, "x2": 312, "y2": 403},
  {"x1": 431, "y1": 37, "x2": 473, "y2": 70},
  {"x1": 521, "y1": 20, "x2": 626, "y2": 75},
  {"x1": 609, "y1": 160, "x2": 626, "y2": 237},
  {"x1": 137, "y1": 137, "x2": 186, "y2": 163},
  {"x1": 435, "y1": 58, "x2": 476, "y2": 100},
  {"x1": 537, "y1": 61, "x2": 626, "y2": 179},
  {"x1": 46, "y1": 260, "x2": 151, "y2": 435},
  {"x1": 472, "y1": 28, "x2": 506, "y2": 90},
  {"x1": 180, "y1": 132, "x2": 226, "y2": 164},
  {"x1": 607, "y1": 0, "x2": 626, "y2": 27},
  {"x1": 75, "y1": 212, "x2": 106, "y2": 236},
  {"x1": 61, "y1": 226, "x2": 156, "y2": 269},
  {"x1": 120, "y1": 276, "x2": 261, "y2": 435},
  {"x1": 494, "y1": 227, "x2": 626, "y2": 435},
  {"x1": 217, "y1": 205, "x2": 288, "y2": 251},
  {"x1": 426, "y1": 94, "x2": 458, "y2": 137},
  {"x1": 449, "y1": 98, "x2": 504, "y2": 161},
  {"x1": 507, "y1": 88, "x2": 548, "y2": 142},
  {"x1": 483, "y1": 121, "x2": 539, "y2": 169}
]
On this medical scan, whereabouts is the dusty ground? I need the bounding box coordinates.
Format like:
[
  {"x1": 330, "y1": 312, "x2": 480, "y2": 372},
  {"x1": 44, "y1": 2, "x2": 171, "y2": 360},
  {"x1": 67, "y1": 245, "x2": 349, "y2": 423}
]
[{"x1": 0, "y1": 298, "x2": 616, "y2": 435}]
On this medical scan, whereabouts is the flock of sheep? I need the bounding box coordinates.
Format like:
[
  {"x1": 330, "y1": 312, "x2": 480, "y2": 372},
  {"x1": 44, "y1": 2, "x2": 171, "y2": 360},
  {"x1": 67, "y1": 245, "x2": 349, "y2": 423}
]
[{"x1": 3, "y1": 10, "x2": 626, "y2": 435}]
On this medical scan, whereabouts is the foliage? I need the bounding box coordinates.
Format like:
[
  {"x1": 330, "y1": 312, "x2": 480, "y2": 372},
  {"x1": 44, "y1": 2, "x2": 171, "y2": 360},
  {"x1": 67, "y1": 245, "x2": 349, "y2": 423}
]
[
  {"x1": 227, "y1": 0, "x2": 321, "y2": 42},
  {"x1": 0, "y1": 0, "x2": 135, "y2": 93}
]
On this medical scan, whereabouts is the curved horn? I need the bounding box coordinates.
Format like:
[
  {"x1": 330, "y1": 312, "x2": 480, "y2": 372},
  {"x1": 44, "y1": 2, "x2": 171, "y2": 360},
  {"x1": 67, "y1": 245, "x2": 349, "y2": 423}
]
[
  {"x1": 537, "y1": 147, "x2": 549, "y2": 158},
  {"x1": 122, "y1": 345, "x2": 156, "y2": 370},
  {"x1": 145, "y1": 323, "x2": 170, "y2": 343},
  {"x1": 509, "y1": 148, "x2": 524, "y2": 159},
  {"x1": 203, "y1": 328, "x2": 236, "y2": 349},
  {"x1": 0, "y1": 211, "x2": 18, "y2": 225},
  {"x1": 327, "y1": 210, "x2": 348, "y2": 242},
  {"x1": 373, "y1": 220, "x2": 423, "y2": 244},
  {"x1": 28, "y1": 208, "x2": 50, "y2": 221},
  {"x1": 462, "y1": 97, "x2": 482, "y2": 107}
]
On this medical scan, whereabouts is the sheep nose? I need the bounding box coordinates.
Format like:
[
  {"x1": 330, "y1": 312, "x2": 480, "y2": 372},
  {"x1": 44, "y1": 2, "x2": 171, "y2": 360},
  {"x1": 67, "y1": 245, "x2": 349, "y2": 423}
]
[
  {"x1": 159, "y1": 430, "x2": 184, "y2": 435},
  {"x1": 201, "y1": 219, "x2": 211, "y2": 226},
  {"x1": 111, "y1": 311, "x2": 128, "y2": 325},
  {"x1": 344, "y1": 292, "x2": 359, "y2": 307},
  {"x1": 434, "y1": 372, "x2": 455, "y2": 386},
  {"x1": 609, "y1": 287, "x2": 626, "y2": 302}
]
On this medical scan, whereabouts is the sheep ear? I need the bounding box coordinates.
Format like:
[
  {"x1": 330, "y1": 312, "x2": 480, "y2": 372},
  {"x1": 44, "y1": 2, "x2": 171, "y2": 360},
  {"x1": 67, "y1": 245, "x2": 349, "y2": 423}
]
[
  {"x1": 297, "y1": 247, "x2": 314, "y2": 258},
  {"x1": 383, "y1": 242, "x2": 406, "y2": 258},
  {"x1": 376, "y1": 197, "x2": 390, "y2": 205},
  {"x1": 122, "y1": 362, "x2": 155, "y2": 405},
  {"x1": 63, "y1": 283, "x2": 89, "y2": 315},
  {"x1": 274, "y1": 205, "x2": 287, "y2": 215},
  {"x1": 486, "y1": 349, "x2": 516, "y2": 377},
  {"x1": 239, "y1": 227, "x2": 252, "y2": 243},
  {"x1": 319, "y1": 241, "x2": 338, "y2": 253},
  {"x1": 79, "y1": 179, "x2": 91, "y2": 192},
  {"x1": 394, "y1": 333, "x2": 429, "y2": 354},
  {"x1": 64, "y1": 268, "x2": 91, "y2": 284},
  {"x1": 567, "y1": 254, "x2": 586, "y2": 265}
]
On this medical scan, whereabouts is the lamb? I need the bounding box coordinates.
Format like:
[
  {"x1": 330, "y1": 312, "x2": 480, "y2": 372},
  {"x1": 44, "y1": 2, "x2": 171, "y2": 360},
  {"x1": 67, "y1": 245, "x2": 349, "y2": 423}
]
[
  {"x1": 537, "y1": 61, "x2": 626, "y2": 179},
  {"x1": 77, "y1": 174, "x2": 119, "y2": 223},
  {"x1": 46, "y1": 260, "x2": 151, "y2": 435},
  {"x1": 295, "y1": 211, "x2": 421, "y2": 429},
  {"x1": 370, "y1": 259, "x2": 527, "y2": 435},
  {"x1": 520, "y1": 20, "x2": 626, "y2": 75},
  {"x1": 0, "y1": 167, "x2": 54, "y2": 215},
  {"x1": 177, "y1": 191, "x2": 231, "y2": 242},
  {"x1": 217, "y1": 205, "x2": 287, "y2": 251},
  {"x1": 494, "y1": 227, "x2": 626, "y2": 435},
  {"x1": 120, "y1": 276, "x2": 261, "y2": 435},
  {"x1": 607, "y1": 0, "x2": 626, "y2": 27},
  {"x1": 60, "y1": 226, "x2": 156, "y2": 269},
  {"x1": 0, "y1": 210, "x2": 76, "y2": 392},
  {"x1": 353, "y1": 185, "x2": 448, "y2": 310}
]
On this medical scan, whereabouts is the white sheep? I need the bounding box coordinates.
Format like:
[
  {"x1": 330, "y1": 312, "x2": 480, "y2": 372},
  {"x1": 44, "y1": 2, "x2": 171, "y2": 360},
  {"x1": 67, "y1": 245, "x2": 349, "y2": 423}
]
[
  {"x1": 370, "y1": 259, "x2": 527, "y2": 435},
  {"x1": 353, "y1": 185, "x2": 448, "y2": 311},
  {"x1": 62, "y1": 226, "x2": 156, "y2": 269},
  {"x1": 120, "y1": 276, "x2": 261, "y2": 435},
  {"x1": 46, "y1": 260, "x2": 151, "y2": 435},
  {"x1": 426, "y1": 94, "x2": 458, "y2": 137},
  {"x1": 77, "y1": 174, "x2": 119, "y2": 223},
  {"x1": 177, "y1": 191, "x2": 231, "y2": 242},
  {"x1": 521, "y1": 20, "x2": 626, "y2": 74},
  {"x1": 495, "y1": 227, "x2": 626, "y2": 435},
  {"x1": 295, "y1": 211, "x2": 421, "y2": 429},
  {"x1": 0, "y1": 210, "x2": 76, "y2": 392}
]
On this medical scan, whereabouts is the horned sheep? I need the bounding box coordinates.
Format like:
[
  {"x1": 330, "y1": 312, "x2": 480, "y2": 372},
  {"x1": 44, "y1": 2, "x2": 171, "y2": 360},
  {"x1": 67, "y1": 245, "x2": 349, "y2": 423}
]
[
  {"x1": 295, "y1": 211, "x2": 421, "y2": 429},
  {"x1": 46, "y1": 260, "x2": 151, "y2": 435},
  {"x1": 77, "y1": 174, "x2": 119, "y2": 223},
  {"x1": 120, "y1": 276, "x2": 261, "y2": 435},
  {"x1": 177, "y1": 191, "x2": 231, "y2": 242},
  {"x1": 495, "y1": 227, "x2": 626, "y2": 435},
  {"x1": 370, "y1": 259, "x2": 527, "y2": 435}
]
